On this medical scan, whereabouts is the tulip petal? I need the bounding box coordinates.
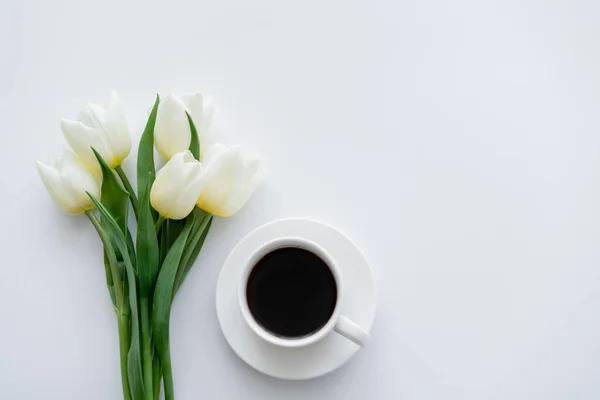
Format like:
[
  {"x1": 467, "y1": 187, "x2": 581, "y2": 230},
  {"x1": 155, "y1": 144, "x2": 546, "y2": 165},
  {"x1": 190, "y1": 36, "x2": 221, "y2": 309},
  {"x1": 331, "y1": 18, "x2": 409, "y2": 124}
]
[
  {"x1": 103, "y1": 92, "x2": 131, "y2": 164},
  {"x1": 181, "y1": 93, "x2": 214, "y2": 154},
  {"x1": 58, "y1": 150, "x2": 101, "y2": 211},
  {"x1": 196, "y1": 144, "x2": 263, "y2": 217},
  {"x1": 202, "y1": 143, "x2": 226, "y2": 165},
  {"x1": 150, "y1": 151, "x2": 204, "y2": 220},
  {"x1": 75, "y1": 93, "x2": 131, "y2": 167},
  {"x1": 151, "y1": 158, "x2": 186, "y2": 217},
  {"x1": 35, "y1": 150, "x2": 101, "y2": 215},
  {"x1": 198, "y1": 96, "x2": 214, "y2": 153},
  {"x1": 61, "y1": 118, "x2": 109, "y2": 175},
  {"x1": 224, "y1": 155, "x2": 263, "y2": 217},
  {"x1": 180, "y1": 93, "x2": 204, "y2": 122},
  {"x1": 176, "y1": 163, "x2": 205, "y2": 218},
  {"x1": 196, "y1": 146, "x2": 242, "y2": 216},
  {"x1": 36, "y1": 160, "x2": 81, "y2": 214},
  {"x1": 77, "y1": 103, "x2": 106, "y2": 129},
  {"x1": 154, "y1": 94, "x2": 191, "y2": 160}
]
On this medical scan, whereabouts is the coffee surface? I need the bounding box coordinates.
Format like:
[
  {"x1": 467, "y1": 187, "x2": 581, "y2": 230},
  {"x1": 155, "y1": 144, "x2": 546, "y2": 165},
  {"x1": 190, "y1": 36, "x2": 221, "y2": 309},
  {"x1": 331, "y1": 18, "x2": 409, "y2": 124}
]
[{"x1": 246, "y1": 247, "x2": 337, "y2": 338}]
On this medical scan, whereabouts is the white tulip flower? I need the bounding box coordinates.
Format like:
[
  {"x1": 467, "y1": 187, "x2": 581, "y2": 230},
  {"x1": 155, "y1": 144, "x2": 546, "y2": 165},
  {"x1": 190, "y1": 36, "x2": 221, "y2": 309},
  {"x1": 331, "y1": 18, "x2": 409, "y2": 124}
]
[
  {"x1": 182, "y1": 93, "x2": 214, "y2": 156},
  {"x1": 150, "y1": 151, "x2": 205, "y2": 220},
  {"x1": 61, "y1": 92, "x2": 131, "y2": 175},
  {"x1": 154, "y1": 93, "x2": 214, "y2": 160},
  {"x1": 196, "y1": 144, "x2": 262, "y2": 217},
  {"x1": 36, "y1": 150, "x2": 101, "y2": 215}
]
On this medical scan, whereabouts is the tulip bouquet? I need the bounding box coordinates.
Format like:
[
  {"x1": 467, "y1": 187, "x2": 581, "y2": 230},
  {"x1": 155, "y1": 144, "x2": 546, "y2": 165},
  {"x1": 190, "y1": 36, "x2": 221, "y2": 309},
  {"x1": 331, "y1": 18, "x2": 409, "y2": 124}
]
[{"x1": 36, "y1": 93, "x2": 262, "y2": 400}]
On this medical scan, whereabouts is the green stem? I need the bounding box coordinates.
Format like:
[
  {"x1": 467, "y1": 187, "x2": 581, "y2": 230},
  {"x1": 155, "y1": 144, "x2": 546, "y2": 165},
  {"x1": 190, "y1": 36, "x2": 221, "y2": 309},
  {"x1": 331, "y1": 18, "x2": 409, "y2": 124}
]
[
  {"x1": 86, "y1": 211, "x2": 131, "y2": 400},
  {"x1": 173, "y1": 213, "x2": 212, "y2": 295},
  {"x1": 118, "y1": 313, "x2": 133, "y2": 400},
  {"x1": 115, "y1": 165, "x2": 139, "y2": 220},
  {"x1": 152, "y1": 355, "x2": 162, "y2": 400},
  {"x1": 140, "y1": 298, "x2": 154, "y2": 399},
  {"x1": 162, "y1": 353, "x2": 175, "y2": 400},
  {"x1": 155, "y1": 216, "x2": 166, "y2": 233}
]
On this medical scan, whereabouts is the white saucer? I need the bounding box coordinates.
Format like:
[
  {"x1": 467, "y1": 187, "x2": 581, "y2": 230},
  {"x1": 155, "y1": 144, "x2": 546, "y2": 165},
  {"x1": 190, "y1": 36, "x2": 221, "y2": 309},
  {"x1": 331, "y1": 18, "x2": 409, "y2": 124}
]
[{"x1": 215, "y1": 218, "x2": 376, "y2": 380}]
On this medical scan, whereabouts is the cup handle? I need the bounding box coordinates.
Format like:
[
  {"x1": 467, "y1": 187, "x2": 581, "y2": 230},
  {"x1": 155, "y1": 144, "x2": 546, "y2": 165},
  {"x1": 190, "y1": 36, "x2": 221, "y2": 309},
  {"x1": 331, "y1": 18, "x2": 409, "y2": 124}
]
[{"x1": 334, "y1": 315, "x2": 370, "y2": 346}]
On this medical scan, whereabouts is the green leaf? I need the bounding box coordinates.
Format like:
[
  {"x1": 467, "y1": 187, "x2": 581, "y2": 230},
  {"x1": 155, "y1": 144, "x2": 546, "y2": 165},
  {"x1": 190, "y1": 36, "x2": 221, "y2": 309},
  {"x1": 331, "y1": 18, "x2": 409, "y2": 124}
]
[
  {"x1": 115, "y1": 165, "x2": 139, "y2": 220},
  {"x1": 153, "y1": 216, "x2": 195, "y2": 400},
  {"x1": 86, "y1": 210, "x2": 133, "y2": 399},
  {"x1": 173, "y1": 213, "x2": 213, "y2": 296},
  {"x1": 126, "y1": 230, "x2": 137, "y2": 273},
  {"x1": 137, "y1": 179, "x2": 160, "y2": 299},
  {"x1": 88, "y1": 194, "x2": 145, "y2": 400},
  {"x1": 186, "y1": 111, "x2": 200, "y2": 160},
  {"x1": 152, "y1": 356, "x2": 162, "y2": 400},
  {"x1": 138, "y1": 95, "x2": 160, "y2": 212},
  {"x1": 93, "y1": 148, "x2": 130, "y2": 309},
  {"x1": 93, "y1": 148, "x2": 129, "y2": 235},
  {"x1": 103, "y1": 251, "x2": 117, "y2": 309},
  {"x1": 158, "y1": 219, "x2": 185, "y2": 276}
]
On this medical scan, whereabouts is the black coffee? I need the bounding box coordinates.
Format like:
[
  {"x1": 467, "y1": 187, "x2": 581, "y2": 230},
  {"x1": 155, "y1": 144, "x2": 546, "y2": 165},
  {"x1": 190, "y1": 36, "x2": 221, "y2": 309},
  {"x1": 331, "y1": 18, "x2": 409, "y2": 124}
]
[{"x1": 246, "y1": 247, "x2": 337, "y2": 338}]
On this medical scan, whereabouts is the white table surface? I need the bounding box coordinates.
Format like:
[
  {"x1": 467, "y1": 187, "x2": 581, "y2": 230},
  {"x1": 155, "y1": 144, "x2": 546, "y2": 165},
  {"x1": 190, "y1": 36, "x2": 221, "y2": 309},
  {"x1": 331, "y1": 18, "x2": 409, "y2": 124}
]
[{"x1": 2, "y1": 0, "x2": 600, "y2": 399}]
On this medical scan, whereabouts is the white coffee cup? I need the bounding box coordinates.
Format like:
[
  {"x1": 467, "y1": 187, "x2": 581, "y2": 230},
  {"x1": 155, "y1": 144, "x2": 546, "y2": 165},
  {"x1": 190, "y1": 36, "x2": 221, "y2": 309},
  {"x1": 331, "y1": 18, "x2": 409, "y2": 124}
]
[{"x1": 238, "y1": 237, "x2": 370, "y2": 348}]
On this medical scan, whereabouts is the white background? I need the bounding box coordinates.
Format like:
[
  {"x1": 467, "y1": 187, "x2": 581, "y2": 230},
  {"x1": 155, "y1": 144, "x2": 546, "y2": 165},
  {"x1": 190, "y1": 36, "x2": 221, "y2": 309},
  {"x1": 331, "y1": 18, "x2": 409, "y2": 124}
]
[{"x1": 1, "y1": 0, "x2": 600, "y2": 399}]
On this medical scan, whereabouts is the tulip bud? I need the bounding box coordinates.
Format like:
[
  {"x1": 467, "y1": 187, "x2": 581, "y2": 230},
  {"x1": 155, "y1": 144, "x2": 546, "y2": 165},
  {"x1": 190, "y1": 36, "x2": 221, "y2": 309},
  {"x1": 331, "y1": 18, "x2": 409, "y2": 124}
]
[
  {"x1": 36, "y1": 150, "x2": 101, "y2": 215},
  {"x1": 154, "y1": 93, "x2": 214, "y2": 160},
  {"x1": 196, "y1": 144, "x2": 262, "y2": 217},
  {"x1": 154, "y1": 94, "x2": 191, "y2": 161},
  {"x1": 61, "y1": 92, "x2": 131, "y2": 175},
  {"x1": 150, "y1": 151, "x2": 204, "y2": 220}
]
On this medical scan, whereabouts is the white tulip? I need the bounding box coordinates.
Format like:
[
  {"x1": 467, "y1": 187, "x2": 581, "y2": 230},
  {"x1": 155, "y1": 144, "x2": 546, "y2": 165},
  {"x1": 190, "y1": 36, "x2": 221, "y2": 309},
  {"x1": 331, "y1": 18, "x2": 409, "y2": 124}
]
[
  {"x1": 61, "y1": 92, "x2": 131, "y2": 175},
  {"x1": 181, "y1": 93, "x2": 214, "y2": 156},
  {"x1": 196, "y1": 144, "x2": 263, "y2": 217},
  {"x1": 154, "y1": 93, "x2": 214, "y2": 160},
  {"x1": 36, "y1": 150, "x2": 101, "y2": 215},
  {"x1": 150, "y1": 151, "x2": 205, "y2": 220}
]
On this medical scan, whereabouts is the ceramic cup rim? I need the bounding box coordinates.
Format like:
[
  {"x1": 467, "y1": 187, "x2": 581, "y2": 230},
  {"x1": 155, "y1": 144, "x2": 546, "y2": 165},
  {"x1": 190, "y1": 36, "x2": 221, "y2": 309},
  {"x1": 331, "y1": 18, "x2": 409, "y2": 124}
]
[{"x1": 237, "y1": 237, "x2": 342, "y2": 348}]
